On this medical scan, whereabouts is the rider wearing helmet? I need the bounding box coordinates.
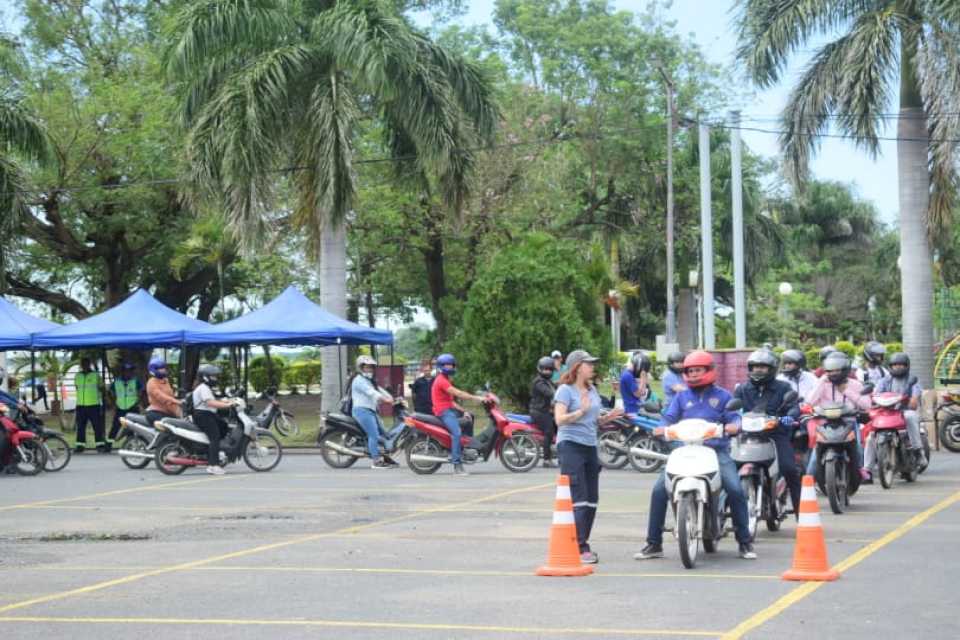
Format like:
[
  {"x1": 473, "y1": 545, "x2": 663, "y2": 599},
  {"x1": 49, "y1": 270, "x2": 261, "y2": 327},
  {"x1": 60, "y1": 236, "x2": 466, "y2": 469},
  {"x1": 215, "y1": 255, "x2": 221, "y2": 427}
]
[
  {"x1": 735, "y1": 349, "x2": 802, "y2": 516},
  {"x1": 859, "y1": 341, "x2": 889, "y2": 386},
  {"x1": 530, "y1": 356, "x2": 558, "y2": 468},
  {"x1": 871, "y1": 353, "x2": 925, "y2": 465},
  {"x1": 620, "y1": 351, "x2": 658, "y2": 416},
  {"x1": 351, "y1": 355, "x2": 397, "y2": 469},
  {"x1": 662, "y1": 351, "x2": 687, "y2": 409},
  {"x1": 192, "y1": 363, "x2": 233, "y2": 476},
  {"x1": 146, "y1": 356, "x2": 181, "y2": 427},
  {"x1": 636, "y1": 351, "x2": 757, "y2": 561},
  {"x1": 430, "y1": 354, "x2": 487, "y2": 475},
  {"x1": 813, "y1": 346, "x2": 838, "y2": 378},
  {"x1": 551, "y1": 350, "x2": 564, "y2": 383},
  {"x1": 777, "y1": 349, "x2": 818, "y2": 402},
  {"x1": 806, "y1": 352, "x2": 872, "y2": 480}
]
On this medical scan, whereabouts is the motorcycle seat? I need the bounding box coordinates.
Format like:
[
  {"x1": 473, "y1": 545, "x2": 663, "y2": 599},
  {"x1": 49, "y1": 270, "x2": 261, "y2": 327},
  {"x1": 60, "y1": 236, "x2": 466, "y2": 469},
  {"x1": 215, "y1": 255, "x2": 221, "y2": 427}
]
[
  {"x1": 506, "y1": 413, "x2": 533, "y2": 424},
  {"x1": 162, "y1": 418, "x2": 202, "y2": 432},
  {"x1": 412, "y1": 412, "x2": 446, "y2": 427},
  {"x1": 123, "y1": 413, "x2": 151, "y2": 427}
]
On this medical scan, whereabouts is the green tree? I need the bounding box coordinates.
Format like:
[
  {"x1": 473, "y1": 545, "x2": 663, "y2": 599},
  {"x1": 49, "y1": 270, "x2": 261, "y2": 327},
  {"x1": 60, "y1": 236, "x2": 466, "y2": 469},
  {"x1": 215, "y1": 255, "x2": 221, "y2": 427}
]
[
  {"x1": 735, "y1": 0, "x2": 960, "y2": 386},
  {"x1": 167, "y1": 0, "x2": 497, "y2": 410}
]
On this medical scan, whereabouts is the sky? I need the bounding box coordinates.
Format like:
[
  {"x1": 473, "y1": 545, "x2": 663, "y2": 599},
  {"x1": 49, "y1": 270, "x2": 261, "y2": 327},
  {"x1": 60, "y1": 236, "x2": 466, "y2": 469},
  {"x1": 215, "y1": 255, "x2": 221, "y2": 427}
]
[{"x1": 419, "y1": 0, "x2": 901, "y2": 224}]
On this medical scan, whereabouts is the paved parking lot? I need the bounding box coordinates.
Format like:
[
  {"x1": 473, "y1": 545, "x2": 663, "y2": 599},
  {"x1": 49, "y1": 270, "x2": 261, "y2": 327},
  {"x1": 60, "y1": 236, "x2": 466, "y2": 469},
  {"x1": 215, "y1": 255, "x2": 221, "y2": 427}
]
[{"x1": 2, "y1": 450, "x2": 959, "y2": 639}]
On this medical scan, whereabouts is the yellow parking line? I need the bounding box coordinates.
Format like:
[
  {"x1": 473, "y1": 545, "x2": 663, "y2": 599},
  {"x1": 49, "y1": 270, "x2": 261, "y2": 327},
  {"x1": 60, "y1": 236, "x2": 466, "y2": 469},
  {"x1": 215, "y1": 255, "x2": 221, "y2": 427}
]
[
  {"x1": 0, "y1": 481, "x2": 553, "y2": 614},
  {"x1": 0, "y1": 615, "x2": 722, "y2": 637},
  {"x1": 0, "y1": 476, "x2": 237, "y2": 512},
  {"x1": 721, "y1": 487, "x2": 960, "y2": 640}
]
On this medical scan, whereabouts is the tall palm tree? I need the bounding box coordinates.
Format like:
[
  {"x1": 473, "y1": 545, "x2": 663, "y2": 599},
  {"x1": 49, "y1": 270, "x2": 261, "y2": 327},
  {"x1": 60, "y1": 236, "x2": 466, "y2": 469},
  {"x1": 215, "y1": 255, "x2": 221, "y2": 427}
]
[
  {"x1": 736, "y1": 0, "x2": 960, "y2": 387},
  {"x1": 166, "y1": 0, "x2": 497, "y2": 409}
]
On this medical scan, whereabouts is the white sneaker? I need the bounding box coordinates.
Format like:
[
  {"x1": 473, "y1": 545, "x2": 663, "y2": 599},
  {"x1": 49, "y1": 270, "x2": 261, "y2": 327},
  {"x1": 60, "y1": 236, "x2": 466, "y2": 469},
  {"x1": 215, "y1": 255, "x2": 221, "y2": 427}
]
[{"x1": 206, "y1": 465, "x2": 225, "y2": 476}]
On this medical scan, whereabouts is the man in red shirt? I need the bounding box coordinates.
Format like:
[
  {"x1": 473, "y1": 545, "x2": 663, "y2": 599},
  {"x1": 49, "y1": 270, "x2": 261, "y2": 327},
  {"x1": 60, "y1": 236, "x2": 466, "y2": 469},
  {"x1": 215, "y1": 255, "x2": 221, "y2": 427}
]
[{"x1": 431, "y1": 353, "x2": 487, "y2": 475}]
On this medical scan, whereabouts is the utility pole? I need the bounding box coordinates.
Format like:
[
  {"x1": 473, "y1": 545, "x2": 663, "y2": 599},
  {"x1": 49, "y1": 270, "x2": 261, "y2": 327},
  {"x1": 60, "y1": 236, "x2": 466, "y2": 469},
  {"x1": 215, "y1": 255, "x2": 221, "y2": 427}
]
[
  {"x1": 698, "y1": 119, "x2": 715, "y2": 350},
  {"x1": 658, "y1": 64, "x2": 677, "y2": 344},
  {"x1": 730, "y1": 110, "x2": 747, "y2": 348}
]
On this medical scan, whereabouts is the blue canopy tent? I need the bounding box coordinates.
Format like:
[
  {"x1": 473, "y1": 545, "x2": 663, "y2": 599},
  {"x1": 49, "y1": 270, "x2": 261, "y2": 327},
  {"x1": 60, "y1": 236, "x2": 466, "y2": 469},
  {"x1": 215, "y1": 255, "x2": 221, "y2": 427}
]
[{"x1": 0, "y1": 297, "x2": 59, "y2": 349}]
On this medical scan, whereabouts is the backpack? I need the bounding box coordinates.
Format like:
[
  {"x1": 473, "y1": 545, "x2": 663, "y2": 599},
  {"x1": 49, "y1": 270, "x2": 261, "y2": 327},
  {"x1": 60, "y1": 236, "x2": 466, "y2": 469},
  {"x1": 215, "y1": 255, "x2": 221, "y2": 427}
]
[{"x1": 339, "y1": 374, "x2": 358, "y2": 415}]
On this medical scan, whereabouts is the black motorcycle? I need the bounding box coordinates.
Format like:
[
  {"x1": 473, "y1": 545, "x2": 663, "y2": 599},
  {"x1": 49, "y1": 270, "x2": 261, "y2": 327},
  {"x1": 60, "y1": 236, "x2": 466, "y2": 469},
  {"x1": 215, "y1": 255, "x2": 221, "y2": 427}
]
[
  {"x1": 318, "y1": 399, "x2": 411, "y2": 468},
  {"x1": 813, "y1": 403, "x2": 864, "y2": 514}
]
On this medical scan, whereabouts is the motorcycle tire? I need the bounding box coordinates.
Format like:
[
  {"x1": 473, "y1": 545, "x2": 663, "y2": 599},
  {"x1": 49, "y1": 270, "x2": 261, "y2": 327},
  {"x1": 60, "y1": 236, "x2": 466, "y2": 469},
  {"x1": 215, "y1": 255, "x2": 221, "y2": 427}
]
[
  {"x1": 741, "y1": 478, "x2": 759, "y2": 540},
  {"x1": 878, "y1": 441, "x2": 895, "y2": 489},
  {"x1": 15, "y1": 439, "x2": 46, "y2": 476},
  {"x1": 244, "y1": 432, "x2": 283, "y2": 472},
  {"x1": 919, "y1": 433, "x2": 931, "y2": 474},
  {"x1": 627, "y1": 434, "x2": 665, "y2": 473},
  {"x1": 939, "y1": 418, "x2": 960, "y2": 453},
  {"x1": 677, "y1": 493, "x2": 700, "y2": 570},
  {"x1": 155, "y1": 441, "x2": 189, "y2": 476},
  {"x1": 274, "y1": 412, "x2": 300, "y2": 438},
  {"x1": 597, "y1": 430, "x2": 629, "y2": 470},
  {"x1": 901, "y1": 446, "x2": 918, "y2": 483},
  {"x1": 120, "y1": 434, "x2": 152, "y2": 470},
  {"x1": 318, "y1": 429, "x2": 362, "y2": 469},
  {"x1": 825, "y1": 459, "x2": 845, "y2": 514},
  {"x1": 500, "y1": 433, "x2": 540, "y2": 473},
  {"x1": 766, "y1": 482, "x2": 784, "y2": 533},
  {"x1": 41, "y1": 433, "x2": 71, "y2": 472},
  {"x1": 405, "y1": 436, "x2": 443, "y2": 475}
]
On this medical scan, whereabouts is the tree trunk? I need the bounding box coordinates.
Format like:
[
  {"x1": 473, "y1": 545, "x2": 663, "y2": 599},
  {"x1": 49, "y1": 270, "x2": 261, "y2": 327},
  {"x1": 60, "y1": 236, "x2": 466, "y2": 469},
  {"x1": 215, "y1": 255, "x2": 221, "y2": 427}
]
[
  {"x1": 422, "y1": 211, "x2": 448, "y2": 343},
  {"x1": 898, "y1": 60, "x2": 935, "y2": 387},
  {"x1": 320, "y1": 218, "x2": 348, "y2": 413}
]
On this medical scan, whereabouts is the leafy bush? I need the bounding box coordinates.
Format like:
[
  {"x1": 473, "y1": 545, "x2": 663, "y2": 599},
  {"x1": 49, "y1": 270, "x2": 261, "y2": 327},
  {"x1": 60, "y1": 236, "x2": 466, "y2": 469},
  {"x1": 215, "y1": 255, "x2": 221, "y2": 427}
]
[
  {"x1": 283, "y1": 360, "x2": 322, "y2": 393},
  {"x1": 805, "y1": 348, "x2": 822, "y2": 369},
  {"x1": 885, "y1": 342, "x2": 904, "y2": 355},
  {"x1": 834, "y1": 341, "x2": 857, "y2": 358},
  {"x1": 448, "y1": 234, "x2": 613, "y2": 406},
  {"x1": 248, "y1": 355, "x2": 286, "y2": 392}
]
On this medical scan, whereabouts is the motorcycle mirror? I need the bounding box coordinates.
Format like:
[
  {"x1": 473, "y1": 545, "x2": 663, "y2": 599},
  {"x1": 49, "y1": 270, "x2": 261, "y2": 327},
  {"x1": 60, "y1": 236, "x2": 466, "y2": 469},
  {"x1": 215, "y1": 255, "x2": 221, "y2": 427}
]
[
  {"x1": 780, "y1": 390, "x2": 799, "y2": 408},
  {"x1": 642, "y1": 400, "x2": 661, "y2": 413},
  {"x1": 725, "y1": 398, "x2": 743, "y2": 412},
  {"x1": 861, "y1": 383, "x2": 874, "y2": 395}
]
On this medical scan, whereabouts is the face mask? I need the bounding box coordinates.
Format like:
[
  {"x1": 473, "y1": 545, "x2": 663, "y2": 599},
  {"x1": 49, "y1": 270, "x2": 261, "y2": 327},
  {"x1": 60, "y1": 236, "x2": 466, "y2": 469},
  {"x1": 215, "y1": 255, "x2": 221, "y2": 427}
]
[
  {"x1": 362, "y1": 371, "x2": 375, "y2": 380},
  {"x1": 540, "y1": 370, "x2": 553, "y2": 378},
  {"x1": 155, "y1": 371, "x2": 167, "y2": 379},
  {"x1": 443, "y1": 368, "x2": 456, "y2": 378}
]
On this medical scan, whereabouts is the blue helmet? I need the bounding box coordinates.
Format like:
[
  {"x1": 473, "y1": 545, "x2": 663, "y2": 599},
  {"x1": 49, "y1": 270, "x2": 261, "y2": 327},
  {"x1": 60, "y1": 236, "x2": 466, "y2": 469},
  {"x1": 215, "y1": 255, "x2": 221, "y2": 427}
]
[
  {"x1": 436, "y1": 353, "x2": 456, "y2": 376},
  {"x1": 148, "y1": 356, "x2": 168, "y2": 378}
]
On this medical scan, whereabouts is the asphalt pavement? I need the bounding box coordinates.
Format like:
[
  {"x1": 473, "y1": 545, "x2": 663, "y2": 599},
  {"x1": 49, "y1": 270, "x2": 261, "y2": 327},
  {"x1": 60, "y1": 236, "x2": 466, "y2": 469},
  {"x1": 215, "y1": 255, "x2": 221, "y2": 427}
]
[{"x1": 1, "y1": 448, "x2": 959, "y2": 639}]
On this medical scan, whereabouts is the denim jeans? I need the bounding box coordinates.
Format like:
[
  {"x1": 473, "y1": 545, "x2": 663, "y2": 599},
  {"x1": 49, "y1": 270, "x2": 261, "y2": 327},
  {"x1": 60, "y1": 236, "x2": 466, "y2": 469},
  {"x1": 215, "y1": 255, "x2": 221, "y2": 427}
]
[
  {"x1": 558, "y1": 441, "x2": 601, "y2": 552},
  {"x1": 439, "y1": 409, "x2": 463, "y2": 464},
  {"x1": 647, "y1": 448, "x2": 752, "y2": 546},
  {"x1": 351, "y1": 407, "x2": 382, "y2": 459},
  {"x1": 771, "y1": 430, "x2": 802, "y2": 514}
]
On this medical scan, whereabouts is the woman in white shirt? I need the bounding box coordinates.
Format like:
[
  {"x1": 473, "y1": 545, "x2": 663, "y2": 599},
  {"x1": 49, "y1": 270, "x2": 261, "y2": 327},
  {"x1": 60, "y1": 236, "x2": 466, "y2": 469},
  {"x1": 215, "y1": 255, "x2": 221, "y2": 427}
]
[{"x1": 192, "y1": 364, "x2": 234, "y2": 476}]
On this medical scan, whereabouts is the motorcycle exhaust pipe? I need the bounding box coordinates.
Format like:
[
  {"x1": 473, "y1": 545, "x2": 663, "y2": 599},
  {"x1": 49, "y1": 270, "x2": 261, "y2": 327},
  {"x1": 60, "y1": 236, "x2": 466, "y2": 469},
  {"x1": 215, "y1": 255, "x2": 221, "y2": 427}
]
[
  {"x1": 603, "y1": 439, "x2": 630, "y2": 454},
  {"x1": 322, "y1": 440, "x2": 367, "y2": 458},
  {"x1": 408, "y1": 453, "x2": 451, "y2": 464},
  {"x1": 630, "y1": 447, "x2": 669, "y2": 462},
  {"x1": 117, "y1": 449, "x2": 155, "y2": 460}
]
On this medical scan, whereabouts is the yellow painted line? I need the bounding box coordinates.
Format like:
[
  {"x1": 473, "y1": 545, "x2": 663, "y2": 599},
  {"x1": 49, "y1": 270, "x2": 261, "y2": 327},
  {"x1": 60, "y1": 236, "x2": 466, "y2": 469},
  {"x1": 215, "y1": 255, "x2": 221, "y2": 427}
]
[
  {"x1": 0, "y1": 476, "x2": 237, "y2": 512},
  {"x1": 0, "y1": 481, "x2": 553, "y2": 614},
  {"x1": 721, "y1": 487, "x2": 960, "y2": 640},
  {"x1": 0, "y1": 616, "x2": 722, "y2": 637}
]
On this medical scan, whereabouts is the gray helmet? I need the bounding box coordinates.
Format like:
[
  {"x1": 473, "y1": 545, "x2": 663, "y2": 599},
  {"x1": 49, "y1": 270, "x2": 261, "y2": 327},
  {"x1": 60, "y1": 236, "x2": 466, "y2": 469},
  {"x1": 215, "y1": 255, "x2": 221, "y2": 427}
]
[
  {"x1": 822, "y1": 353, "x2": 851, "y2": 384},
  {"x1": 537, "y1": 356, "x2": 555, "y2": 375},
  {"x1": 356, "y1": 355, "x2": 377, "y2": 369},
  {"x1": 889, "y1": 352, "x2": 910, "y2": 378},
  {"x1": 747, "y1": 349, "x2": 778, "y2": 384},
  {"x1": 863, "y1": 341, "x2": 886, "y2": 365},
  {"x1": 819, "y1": 345, "x2": 837, "y2": 363},
  {"x1": 630, "y1": 351, "x2": 651, "y2": 374},
  {"x1": 781, "y1": 349, "x2": 806, "y2": 371},
  {"x1": 197, "y1": 363, "x2": 221, "y2": 385},
  {"x1": 667, "y1": 351, "x2": 685, "y2": 373}
]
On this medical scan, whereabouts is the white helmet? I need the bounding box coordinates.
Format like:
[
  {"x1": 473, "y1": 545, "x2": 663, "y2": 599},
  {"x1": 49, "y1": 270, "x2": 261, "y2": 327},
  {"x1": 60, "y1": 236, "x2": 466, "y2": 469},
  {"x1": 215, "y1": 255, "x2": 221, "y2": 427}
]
[{"x1": 355, "y1": 355, "x2": 377, "y2": 369}]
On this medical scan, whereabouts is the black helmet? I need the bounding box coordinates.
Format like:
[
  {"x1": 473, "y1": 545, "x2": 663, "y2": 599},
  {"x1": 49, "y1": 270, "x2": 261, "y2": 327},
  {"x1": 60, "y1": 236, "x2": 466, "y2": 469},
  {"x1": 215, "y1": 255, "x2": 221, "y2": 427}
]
[
  {"x1": 537, "y1": 356, "x2": 555, "y2": 375},
  {"x1": 822, "y1": 353, "x2": 851, "y2": 385},
  {"x1": 889, "y1": 352, "x2": 910, "y2": 378},
  {"x1": 747, "y1": 349, "x2": 778, "y2": 384},
  {"x1": 198, "y1": 363, "x2": 221, "y2": 385},
  {"x1": 630, "y1": 352, "x2": 651, "y2": 374},
  {"x1": 819, "y1": 345, "x2": 837, "y2": 364},
  {"x1": 863, "y1": 341, "x2": 886, "y2": 365},
  {"x1": 667, "y1": 351, "x2": 685, "y2": 373},
  {"x1": 781, "y1": 349, "x2": 806, "y2": 372}
]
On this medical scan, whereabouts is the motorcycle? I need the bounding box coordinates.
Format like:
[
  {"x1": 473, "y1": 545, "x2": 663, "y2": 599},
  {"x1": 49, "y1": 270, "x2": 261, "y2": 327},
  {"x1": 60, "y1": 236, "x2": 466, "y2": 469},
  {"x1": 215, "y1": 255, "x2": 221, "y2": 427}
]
[
  {"x1": 812, "y1": 401, "x2": 865, "y2": 515},
  {"x1": 116, "y1": 412, "x2": 163, "y2": 469},
  {"x1": 731, "y1": 390, "x2": 798, "y2": 537},
  {"x1": 865, "y1": 378, "x2": 922, "y2": 488},
  {"x1": 18, "y1": 408, "x2": 71, "y2": 472},
  {"x1": 318, "y1": 399, "x2": 412, "y2": 468},
  {"x1": 153, "y1": 397, "x2": 283, "y2": 475},
  {"x1": 793, "y1": 404, "x2": 815, "y2": 474},
  {"x1": 597, "y1": 403, "x2": 665, "y2": 472},
  {"x1": 254, "y1": 388, "x2": 299, "y2": 437},
  {"x1": 403, "y1": 393, "x2": 541, "y2": 474},
  {"x1": 506, "y1": 412, "x2": 557, "y2": 461},
  {"x1": 1, "y1": 413, "x2": 47, "y2": 475},
  {"x1": 936, "y1": 381, "x2": 960, "y2": 453}
]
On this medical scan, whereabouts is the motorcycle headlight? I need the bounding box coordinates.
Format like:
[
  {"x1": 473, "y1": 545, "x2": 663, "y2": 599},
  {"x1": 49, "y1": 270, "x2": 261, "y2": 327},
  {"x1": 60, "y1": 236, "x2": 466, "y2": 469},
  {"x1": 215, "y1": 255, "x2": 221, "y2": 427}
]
[{"x1": 822, "y1": 407, "x2": 843, "y2": 420}]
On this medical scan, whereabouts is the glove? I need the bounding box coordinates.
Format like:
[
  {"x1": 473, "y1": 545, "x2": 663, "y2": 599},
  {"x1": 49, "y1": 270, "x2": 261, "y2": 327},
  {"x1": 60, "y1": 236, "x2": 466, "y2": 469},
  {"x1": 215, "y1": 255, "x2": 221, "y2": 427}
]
[{"x1": 779, "y1": 416, "x2": 796, "y2": 429}]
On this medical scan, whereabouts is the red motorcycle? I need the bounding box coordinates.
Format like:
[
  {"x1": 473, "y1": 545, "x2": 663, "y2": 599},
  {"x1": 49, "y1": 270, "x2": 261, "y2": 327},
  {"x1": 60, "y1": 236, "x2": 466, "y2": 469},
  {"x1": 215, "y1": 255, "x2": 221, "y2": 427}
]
[
  {"x1": 403, "y1": 393, "x2": 541, "y2": 474},
  {"x1": 1, "y1": 412, "x2": 47, "y2": 476},
  {"x1": 864, "y1": 378, "x2": 921, "y2": 489}
]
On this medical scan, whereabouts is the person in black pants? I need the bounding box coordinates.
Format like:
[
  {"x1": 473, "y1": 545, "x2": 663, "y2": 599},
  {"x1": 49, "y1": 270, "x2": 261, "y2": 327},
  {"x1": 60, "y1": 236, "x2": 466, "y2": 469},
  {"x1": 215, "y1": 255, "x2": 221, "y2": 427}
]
[
  {"x1": 192, "y1": 364, "x2": 234, "y2": 476},
  {"x1": 529, "y1": 356, "x2": 558, "y2": 468}
]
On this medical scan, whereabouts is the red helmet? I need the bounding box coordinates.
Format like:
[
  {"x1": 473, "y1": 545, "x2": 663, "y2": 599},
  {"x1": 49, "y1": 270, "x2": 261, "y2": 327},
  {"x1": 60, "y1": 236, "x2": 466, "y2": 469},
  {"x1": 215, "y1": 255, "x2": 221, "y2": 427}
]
[{"x1": 682, "y1": 350, "x2": 716, "y2": 388}]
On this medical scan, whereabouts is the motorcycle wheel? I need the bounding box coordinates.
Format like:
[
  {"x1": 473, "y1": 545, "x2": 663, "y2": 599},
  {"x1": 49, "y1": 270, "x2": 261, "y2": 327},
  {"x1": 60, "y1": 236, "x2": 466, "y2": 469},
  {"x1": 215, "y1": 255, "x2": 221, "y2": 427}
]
[
  {"x1": 244, "y1": 432, "x2": 283, "y2": 472},
  {"x1": 628, "y1": 434, "x2": 665, "y2": 473},
  {"x1": 41, "y1": 433, "x2": 71, "y2": 472},
  {"x1": 15, "y1": 439, "x2": 46, "y2": 476},
  {"x1": 120, "y1": 434, "x2": 151, "y2": 470},
  {"x1": 155, "y1": 441, "x2": 189, "y2": 475},
  {"x1": 939, "y1": 418, "x2": 960, "y2": 453},
  {"x1": 500, "y1": 433, "x2": 540, "y2": 473},
  {"x1": 919, "y1": 433, "x2": 931, "y2": 474},
  {"x1": 318, "y1": 429, "x2": 361, "y2": 469},
  {"x1": 274, "y1": 412, "x2": 300, "y2": 438},
  {"x1": 766, "y1": 481, "x2": 784, "y2": 533},
  {"x1": 741, "y1": 478, "x2": 759, "y2": 540},
  {"x1": 405, "y1": 437, "x2": 443, "y2": 475},
  {"x1": 900, "y1": 444, "x2": 918, "y2": 483},
  {"x1": 597, "y1": 430, "x2": 629, "y2": 470},
  {"x1": 878, "y1": 440, "x2": 895, "y2": 489},
  {"x1": 825, "y1": 459, "x2": 845, "y2": 514},
  {"x1": 677, "y1": 493, "x2": 700, "y2": 570}
]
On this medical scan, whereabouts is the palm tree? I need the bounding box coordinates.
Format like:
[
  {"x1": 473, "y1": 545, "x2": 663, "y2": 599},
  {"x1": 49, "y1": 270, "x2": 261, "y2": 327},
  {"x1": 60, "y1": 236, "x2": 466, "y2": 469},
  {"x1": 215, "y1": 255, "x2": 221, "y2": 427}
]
[
  {"x1": 166, "y1": 0, "x2": 497, "y2": 410},
  {"x1": 735, "y1": 0, "x2": 960, "y2": 387}
]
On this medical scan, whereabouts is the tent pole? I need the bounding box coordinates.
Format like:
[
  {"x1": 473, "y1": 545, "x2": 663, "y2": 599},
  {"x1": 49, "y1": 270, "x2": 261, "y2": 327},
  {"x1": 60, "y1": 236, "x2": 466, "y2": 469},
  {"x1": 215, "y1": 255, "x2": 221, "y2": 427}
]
[
  {"x1": 337, "y1": 338, "x2": 343, "y2": 396},
  {"x1": 180, "y1": 341, "x2": 187, "y2": 395},
  {"x1": 390, "y1": 344, "x2": 395, "y2": 398},
  {"x1": 243, "y1": 347, "x2": 249, "y2": 397},
  {"x1": 30, "y1": 351, "x2": 36, "y2": 403}
]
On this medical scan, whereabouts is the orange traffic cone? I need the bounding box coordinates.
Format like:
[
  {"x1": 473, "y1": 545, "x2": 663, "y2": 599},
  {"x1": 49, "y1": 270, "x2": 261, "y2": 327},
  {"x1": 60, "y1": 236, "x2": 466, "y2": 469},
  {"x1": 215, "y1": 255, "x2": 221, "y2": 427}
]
[
  {"x1": 536, "y1": 475, "x2": 593, "y2": 577},
  {"x1": 782, "y1": 475, "x2": 839, "y2": 582}
]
